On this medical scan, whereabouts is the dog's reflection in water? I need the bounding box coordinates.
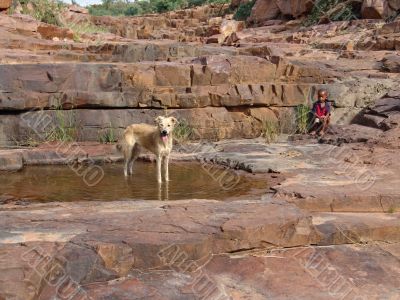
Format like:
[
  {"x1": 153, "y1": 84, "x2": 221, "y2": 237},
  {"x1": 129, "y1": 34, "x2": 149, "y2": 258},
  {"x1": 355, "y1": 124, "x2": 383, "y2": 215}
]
[{"x1": 158, "y1": 181, "x2": 169, "y2": 201}]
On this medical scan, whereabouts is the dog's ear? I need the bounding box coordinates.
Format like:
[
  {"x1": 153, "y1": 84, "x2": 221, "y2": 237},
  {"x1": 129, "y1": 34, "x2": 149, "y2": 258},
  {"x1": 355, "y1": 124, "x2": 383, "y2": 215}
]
[
  {"x1": 154, "y1": 116, "x2": 163, "y2": 124},
  {"x1": 170, "y1": 117, "x2": 178, "y2": 125}
]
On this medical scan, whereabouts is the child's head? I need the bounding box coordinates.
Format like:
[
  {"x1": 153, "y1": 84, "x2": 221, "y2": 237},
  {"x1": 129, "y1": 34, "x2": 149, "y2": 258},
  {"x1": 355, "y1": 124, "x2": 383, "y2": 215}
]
[{"x1": 318, "y1": 89, "x2": 328, "y2": 102}]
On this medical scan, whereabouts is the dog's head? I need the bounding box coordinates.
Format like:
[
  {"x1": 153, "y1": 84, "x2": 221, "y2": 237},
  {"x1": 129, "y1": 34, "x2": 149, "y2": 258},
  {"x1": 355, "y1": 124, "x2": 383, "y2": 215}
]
[{"x1": 155, "y1": 116, "x2": 177, "y2": 142}]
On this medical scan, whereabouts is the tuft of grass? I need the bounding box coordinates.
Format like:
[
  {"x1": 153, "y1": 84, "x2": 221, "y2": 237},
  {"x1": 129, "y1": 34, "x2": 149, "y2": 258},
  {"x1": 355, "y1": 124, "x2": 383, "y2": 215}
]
[
  {"x1": 63, "y1": 21, "x2": 108, "y2": 42},
  {"x1": 387, "y1": 206, "x2": 397, "y2": 214},
  {"x1": 99, "y1": 124, "x2": 117, "y2": 144},
  {"x1": 233, "y1": 0, "x2": 255, "y2": 21},
  {"x1": 45, "y1": 105, "x2": 78, "y2": 142},
  {"x1": 261, "y1": 120, "x2": 279, "y2": 143},
  {"x1": 19, "y1": 0, "x2": 65, "y2": 26},
  {"x1": 173, "y1": 119, "x2": 194, "y2": 144},
  {"x1": 295, "y1": 104, "x2": 310, "y2": 134}
]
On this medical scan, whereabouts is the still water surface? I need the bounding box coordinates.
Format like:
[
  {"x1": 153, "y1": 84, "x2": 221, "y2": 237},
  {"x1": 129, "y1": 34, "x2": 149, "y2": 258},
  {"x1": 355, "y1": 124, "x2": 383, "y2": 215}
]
[{"x1": 0, "y1": 162, "x2": 268, "y2": 202}]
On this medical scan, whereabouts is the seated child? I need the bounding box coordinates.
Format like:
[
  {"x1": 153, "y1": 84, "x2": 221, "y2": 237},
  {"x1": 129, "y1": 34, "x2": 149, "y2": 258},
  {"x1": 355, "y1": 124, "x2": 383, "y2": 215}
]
[{"x1": 310, "y1": 89, "x2": 331, "y2": 136}]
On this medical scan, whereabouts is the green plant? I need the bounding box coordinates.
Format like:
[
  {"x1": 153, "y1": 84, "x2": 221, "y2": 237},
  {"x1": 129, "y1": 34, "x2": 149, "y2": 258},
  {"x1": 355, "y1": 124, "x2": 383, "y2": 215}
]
[
  {"x1": 63, "y1": 21, "x2": 108, "y2": 42},
  {"x1": 99, "y1": 125, "x2": 117, "y2": 144},
  {"x1": 187, "y1": 0, "x2": 207, "y2": 7},
  {"x1": 88, "y1": 0, "x2": 229, "y2": 17},
  {"x1": 45, "y1": 106, "x2": 77, "y2": 142},
  {"x1": 295, "y1": 104, "x2": 310, "y2": 134},
  {"x1": 233, "y1": 0, "x2": 255, "y2": 21},
  {"x1": 262, "y1": 120, "x2": 279, "y2": 143},
  {"x1": 188, "y1": 0, "x2": 229, "y2": 6},
  {"x1": 173, "y1": 120, "x2": 194, "y2": 144},
  {"x1": 387, "y1": 206, "x2": 397, "y2": 213},
  {"x1": 21, "y1": 0, "x2": 65, "y2": 26},
  {"x1": 303, "y1": 0, "x2": 361, "y2": 27}
]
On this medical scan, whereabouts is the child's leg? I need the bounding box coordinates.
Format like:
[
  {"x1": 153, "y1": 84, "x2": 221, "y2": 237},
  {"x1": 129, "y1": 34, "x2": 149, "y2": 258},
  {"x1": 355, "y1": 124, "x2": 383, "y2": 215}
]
[
  {"x1": 309, "y1": 117, "x2": 320, "y2": 135},
  {"x1": 320, "y1": 115, "x2": 330, "y2": 135}
]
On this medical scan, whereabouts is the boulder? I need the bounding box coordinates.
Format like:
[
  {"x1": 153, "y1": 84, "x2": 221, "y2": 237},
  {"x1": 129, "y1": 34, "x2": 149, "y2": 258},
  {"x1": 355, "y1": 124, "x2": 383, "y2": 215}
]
[
  {"x1": 382, "y1": 54, "x2": 400, "y2": 72},
  {"x1": 388, "y1": 0, "x2": 400, "y2": 10},
  {"x1": 249, "y1": 0, "x2": 280, "y2": 24},
  {"x1": 0, "y1": 150, "x2": 23, "y2": 171},
  {"x1": 37, "y1": 23, "x2": 74, "y2": 40},
  {"x1": 247, "y1": 107, "x2": 278, "y2": 124},
  {"x1": 249, "y1": 0, "x2": 313, "y2": 24},
  {"x1": 68, "y1": 4, "x2": 89, "y2": 14},
  {"x1": 0, "y1": 0, "x2": 11, "y2": 10},
  {"x1": 276, "y1": 0, "x2": 314, "y2": 17},
  {"x1": 361, "y1": 0, "x2": 389, "y2": 19},
  {"x1": 219, "y1": 19, "x2": 245, "y2": 43},
  {"x1": 379, "y1": 20, "x2": 400, "y2": 34},
  {"x1": 231, "y1": 0, "x2": 251, "y2": 9}
]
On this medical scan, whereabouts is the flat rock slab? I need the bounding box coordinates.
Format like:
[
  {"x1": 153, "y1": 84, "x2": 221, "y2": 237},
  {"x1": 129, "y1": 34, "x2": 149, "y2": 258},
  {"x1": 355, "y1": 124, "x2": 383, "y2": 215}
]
[
  {"x1": 0, "y1": 198, "x2": 318, "y2": 299},
  {"x1": 197, "y1": 139, "x2": 325, "y2": 173},
  {"x1": 193, "y1": 139, "x2": 400, "y2": 212},
  {"x1": 58, "y1": 244, "x2": 400, "y2": 300},
  {"x1": 0, "y1": 149, "x2": 24, "y2": 171},
  {"x1": 313, "y1": 212, "x2": 400, "y2": 245}
]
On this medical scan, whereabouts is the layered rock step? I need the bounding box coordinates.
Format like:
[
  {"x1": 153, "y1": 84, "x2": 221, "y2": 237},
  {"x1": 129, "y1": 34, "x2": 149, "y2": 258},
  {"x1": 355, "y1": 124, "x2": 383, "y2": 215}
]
[
  {"x1": 313, "y1": 212, "x2": 400, "y2": 245},
  {"x1": 0, "y1": 55, "x2": 323, "y2": 145}
]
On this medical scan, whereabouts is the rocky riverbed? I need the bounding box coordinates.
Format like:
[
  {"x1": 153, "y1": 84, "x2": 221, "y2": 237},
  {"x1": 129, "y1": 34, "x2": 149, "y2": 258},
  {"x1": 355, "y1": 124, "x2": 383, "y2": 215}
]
[
  {"x1": 0, "y1": 1, "x2": 400, "y2": 299},
  {"x1": 1, "y1": 120, "x2": 399, "y2": 299}
]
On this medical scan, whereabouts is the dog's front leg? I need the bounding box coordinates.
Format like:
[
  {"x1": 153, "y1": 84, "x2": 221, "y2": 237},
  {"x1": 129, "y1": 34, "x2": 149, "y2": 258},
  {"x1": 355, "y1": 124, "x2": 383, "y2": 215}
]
[
  {"x1": 156, "y1": 156, "x2": 162, "y2": 183},
  {"x1": 164, "y1": 155, "x2": 170, "y2": 181}
]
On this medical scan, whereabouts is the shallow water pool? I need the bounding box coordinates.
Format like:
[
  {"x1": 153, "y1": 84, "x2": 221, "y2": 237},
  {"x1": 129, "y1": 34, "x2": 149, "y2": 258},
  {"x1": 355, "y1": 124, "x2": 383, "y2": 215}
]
[{"x1": 0, "y1": 161, "x2": 270, "y2": 202}]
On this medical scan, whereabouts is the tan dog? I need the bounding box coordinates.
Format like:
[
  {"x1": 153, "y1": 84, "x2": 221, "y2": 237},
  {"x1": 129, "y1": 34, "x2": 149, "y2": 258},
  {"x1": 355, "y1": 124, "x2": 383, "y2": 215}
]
[{"x1": 117, "y1": 116, "x2": 177, "y2": 183}]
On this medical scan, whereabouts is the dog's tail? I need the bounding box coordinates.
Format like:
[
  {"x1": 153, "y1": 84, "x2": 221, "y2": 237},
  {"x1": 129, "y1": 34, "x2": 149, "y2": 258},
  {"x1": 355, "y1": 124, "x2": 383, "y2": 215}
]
[
  {"x1": 115, "y1": 139, "x2": 125, "y2": 152},
  {"x1": 115, "y1": 136, "x2": 125, "y2": 152},
  {"x1": 116, "y1": 143, "x2": 122, "y2": 152}
]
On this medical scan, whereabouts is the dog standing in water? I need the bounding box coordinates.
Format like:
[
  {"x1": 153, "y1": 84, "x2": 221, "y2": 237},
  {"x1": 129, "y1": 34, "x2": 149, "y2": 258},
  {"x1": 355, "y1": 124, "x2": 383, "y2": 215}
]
[{"x1": 117, "y1": 116, "x2": 177, "y2": 183}]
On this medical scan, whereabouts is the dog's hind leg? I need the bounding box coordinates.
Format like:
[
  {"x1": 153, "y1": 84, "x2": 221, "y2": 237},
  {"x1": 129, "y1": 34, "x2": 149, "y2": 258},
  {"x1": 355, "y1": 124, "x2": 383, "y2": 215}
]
[
  {"x1": 123, "y1": 145, "x2": 133, "y2": 177},
  {"x1": 128, "y1": 144, "x2": 140, "y2": 175}
]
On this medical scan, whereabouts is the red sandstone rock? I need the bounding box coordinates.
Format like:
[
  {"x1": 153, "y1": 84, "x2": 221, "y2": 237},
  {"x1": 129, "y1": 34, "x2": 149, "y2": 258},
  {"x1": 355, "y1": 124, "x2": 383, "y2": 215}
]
[
  {"x1": 361, "y1": 0, "x2": 389, "y2": 19},
  {"x1": 37, "y1": 23, "x2": 74, "y2": 40},
  {"x1": 68, "y1": 4, "x2": 88, "y2": 14},
  {"x1": 382, "y1": 54, "x2": 400, "y2": 72},
  {"x1": 0, "y1": 0, "x2": 11, "y2": 10},
  {"x1": 249, "y1": 0, "x2": 313, "y2": 24}
]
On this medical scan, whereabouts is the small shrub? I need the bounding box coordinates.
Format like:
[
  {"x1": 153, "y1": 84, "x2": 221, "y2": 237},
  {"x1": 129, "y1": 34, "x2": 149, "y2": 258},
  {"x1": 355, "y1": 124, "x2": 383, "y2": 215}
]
[
  {"x1": 262, "y1": 120, "x2": 279, "y2": 143},
  {"x1": 124, "y1": 6, "x2": 139, "y2": 16},
  {"x1": 99, "y1": 125, "x2": 117, "y2": 144},
  {"x1": 88, "y1": 0, "x2": 228, "y2": 17},
  {"x1": 63, "y1": 21, "x2": 108, "y2": 42},
  {"x1": 388, "y1": 206, "x2": 397, "y2": 213},
  {"x1": 187, "y1": 0, "x2": 206, "y2": 7},
  {"x1": 66, "y1": 21, "x2": 108, "y2": 35},
  {"x1": 173, "y1": 120, "x2": 194, "y2": 144},
  {"x1": 303, "y1": 0, "x2": 361, "y2": 27},
  {"x1": 233, "y1": 0, "x2": 255, "y2": 21},
  {"x1": 21, "y1": 0, "x2": 65, "y2": 26},
  {"x1": 45, "y1": 105, "x2": 78, "y2": 142},
  {"x1": 295, "y1": 104, "x2": 310, "y2": 134}
]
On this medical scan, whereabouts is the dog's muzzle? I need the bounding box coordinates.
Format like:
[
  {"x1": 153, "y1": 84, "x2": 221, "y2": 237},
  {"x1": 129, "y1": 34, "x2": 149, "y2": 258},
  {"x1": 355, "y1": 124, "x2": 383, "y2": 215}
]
[{"x1": 161, "y1": 130, "x2": 169, "y2": 142}]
